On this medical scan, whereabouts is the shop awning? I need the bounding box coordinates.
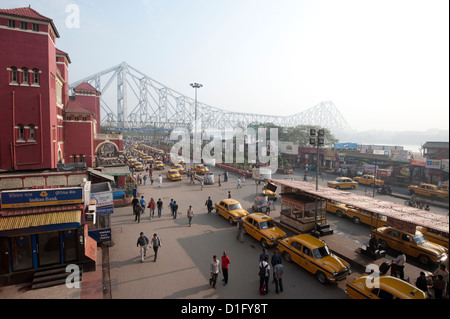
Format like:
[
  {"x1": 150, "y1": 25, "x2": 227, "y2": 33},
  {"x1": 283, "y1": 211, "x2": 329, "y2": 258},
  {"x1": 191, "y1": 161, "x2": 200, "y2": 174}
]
[
  {"x1": 101, "y1": 166, "x2": 130, "y2": 176},
  {"x1": 87, "y1": 168, "x2": 115, "y2": 182},
  {"x1": 0, "y1": 210, "x2": 82, "y2": 231}
]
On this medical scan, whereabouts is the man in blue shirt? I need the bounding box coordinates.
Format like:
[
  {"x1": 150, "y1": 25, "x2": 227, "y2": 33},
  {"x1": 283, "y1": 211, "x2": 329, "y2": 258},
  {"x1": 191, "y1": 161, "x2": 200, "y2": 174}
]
[{"x1": 140, "y1": 196, "x2": 146, "y2": 215}]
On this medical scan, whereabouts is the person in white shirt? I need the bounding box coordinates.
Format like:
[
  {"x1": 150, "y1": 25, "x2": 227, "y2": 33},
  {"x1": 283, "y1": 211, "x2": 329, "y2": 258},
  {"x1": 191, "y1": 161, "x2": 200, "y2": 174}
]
[
  {"x1": 209, "y1": 255, "x2": 221, "y2": 288},
  {"x1": 259, "y1": 256, "x2": 271, "y2": 295},
  {"x1": 392, "y1": 253, "x2": 406, "y2": 279}
]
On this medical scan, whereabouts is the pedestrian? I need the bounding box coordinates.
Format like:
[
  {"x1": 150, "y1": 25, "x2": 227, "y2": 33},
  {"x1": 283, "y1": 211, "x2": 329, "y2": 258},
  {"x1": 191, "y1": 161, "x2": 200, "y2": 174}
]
[
  {"x1": 131, "y1": 195, "x2": 139, "y2": 214},
  {"x1": 236, "y1": 217, "x2": 244, "y2": 243},
  {"x1": 266, "y1": 200, "x2": 271, "y2": 216},
  {"x1": 187, "y1": 205, "x2": 194, "y2": 226},
  {"x1": 150, "y1": 173, "x2": 154, "y2": 185},
  {"x1": 209, "y1": 255, "x2": 221, "y2": 289},
  {"x1": 424, "y1": 205, "x2": 430, "y2": 211},
  {"x1": 259, "y1": 248, "x2": 269, "y2": 262},
  {"x1": 237, "y1": 178, "x2": 242, "y2": 189},
  {"x1": 218, "y1": 174, "x2": 221, "y2": 187},
  {"x1": 433, "y1": 264, "x2": 449, "y2": 296},
  {"x1": 228, "y1": 191, "x2": 231, "y2": 199},
  {"x1": 205, "y1": 196, "x2": 213, "y2": 213},
  {"x1": 221, "y1": 251, "x2": 231, "y2": 286},
  {"x1": 224, "y1": 171, "x2": 228, "y2": 182},
  {"x1": 172, "y1": 200, "x2": 179, "y2": 219},
  {"x1": 269, "y1": 198, "x2": 275, "y2": 211},
  {"x1": 143, "y1": 174, "x2": 147, "y2": 185},
  {"x1": 147, "y1": 198, "x2": 155, "y2": 219},
  {"x1": 150, "y1": 233, "x2": 162, "y2": 262},
  {"x1": 158, "y1": 174, "x2": 162, "y2": 187},
  {"x1": 433, "y1": 275, "x2": 445, "y2": 299},
  {"x1": 303, "y1": 172, "x2": 307, "y2": 182},
  {"x1": 169, "y1": 199, "x2": 174, "y2": 217},
  {"x1": 157, "y1": 198, "x2": 163, "y2": 218},
  {"x1": 201, "y1": 179, "x2": 204, "y2": 191},
  {"x1": 136, "y1": 232, "x2": 149, "y2": 263},
  {"x1": 273, "y1": 259, "x2": 284, "y2": 294},
  {"x1": 134, "y1": 201, "x2": 142, "y2": 223},
  {"x1": 391, "y1": 253, "x2": 406, "y2": 280},
  {"x1": 243, "y1": 172, "x2": 246, "y2": 182},
  {"x1": 140, "y1": 196, "x2": 146, "y2": 215},
  {"x1": 415, "y1": 272, "x2": 429, "y2": 294},
  {"x1": 259, "y1": 256, "x2": 270, "y2": 295}
]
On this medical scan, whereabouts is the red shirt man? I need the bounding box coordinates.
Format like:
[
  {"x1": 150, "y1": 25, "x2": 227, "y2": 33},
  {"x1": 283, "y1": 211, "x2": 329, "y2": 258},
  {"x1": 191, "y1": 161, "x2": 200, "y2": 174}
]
[{"x1": 221, "y1": 252, "x2": 231, "y2": 285}]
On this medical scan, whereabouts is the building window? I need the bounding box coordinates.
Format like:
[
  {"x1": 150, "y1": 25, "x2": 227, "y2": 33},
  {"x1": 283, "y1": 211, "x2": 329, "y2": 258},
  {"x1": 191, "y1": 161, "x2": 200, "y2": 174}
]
[
  {"x1": 20, "y1": 21, "x2": 27, "y2": 30},
  {"x1": 17, "y1": 124, "x2": 25, "y2": 142},
  {"x1": 32, "y1": 23, "x2": 39, "y2": 32},
  {"x1": 8, "y1": 20, "x2": 15, "y2": 28},
  {"x1": 28, "y1": 125, "x2": 36, "y2": 142},
  {"x1": 10, "y1": 67, "x2": 18, "y2": 84},
  {"x1": 22, "y1": 68, "x2": 29, "y2": 85},
  {"x1": 32, "y1": 69, "x2": 40, "y2": 86},
  {"x1": 72, "y1": 155, "x2": 77, "y2": 163},
  {"x1": 82, "y1": 116, "x2": 87, "y2": 121},
  {"x1": 79, "y1": 154, "x2": 85, "y2": 163},
  {"x1": 66, "y1": 115, "x2": 71, "y2": 120}
]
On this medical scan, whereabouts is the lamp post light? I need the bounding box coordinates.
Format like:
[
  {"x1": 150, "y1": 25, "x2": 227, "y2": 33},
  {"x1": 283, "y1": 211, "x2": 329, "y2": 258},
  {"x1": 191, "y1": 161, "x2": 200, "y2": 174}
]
[
  {"x1": 309, "y1": 128, "x2": 325, "y2": 191},
  {"x1": 190, "y1": 83, "x2": 202, "y2": 167}
]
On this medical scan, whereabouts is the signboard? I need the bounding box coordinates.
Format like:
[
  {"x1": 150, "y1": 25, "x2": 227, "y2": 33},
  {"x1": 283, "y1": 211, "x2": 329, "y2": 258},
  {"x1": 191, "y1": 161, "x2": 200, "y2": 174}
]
[
  {"x1": 426, "y1": 159, "x2": 441, "y2": 170},
  {"x1": 96, "y1": 205, "x2": 114, "y2": 215},
  {"x1": 280, "y1": 142, "x2": 298, "y2": 155},
  {"x1": 386, "y1": 217, "x2": 416, "y2": 234},
  {"x1": 1, "y1": 187, "x2": 83, "y2": 209},
  {"x1": 334, "y1": 143, "x2": 357, "y2": 150},
  {"x1": 89, "y1": 228, "x2": 112, "y2": 242},
  {"x1": 91, "y1": 191, "x2": 113, "y2": 208}
]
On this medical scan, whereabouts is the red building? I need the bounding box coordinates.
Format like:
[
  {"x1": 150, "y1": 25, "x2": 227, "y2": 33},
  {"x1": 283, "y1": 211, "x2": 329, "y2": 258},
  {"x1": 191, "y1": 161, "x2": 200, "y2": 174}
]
[{"x1": 0, "y1": 6, "x2": 123, "y2": 173}]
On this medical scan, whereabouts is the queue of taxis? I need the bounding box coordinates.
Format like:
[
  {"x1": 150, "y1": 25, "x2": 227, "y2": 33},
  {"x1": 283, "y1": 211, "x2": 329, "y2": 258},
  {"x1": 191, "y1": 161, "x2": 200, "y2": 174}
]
[
  {"x1": 372, "y1": 226, "x2": 448, "y2": 265},
  {"x1": 327, "y1": 177, "x2": 358, "y2": 190},
  {"x1": 417, "y1": 226, "x2": 449, "y2": 249},
  {"x1": 166, "y1": 169, "x2": 182, "y2": 181},
  {"x1": 277, "y1": 234, "x2": 351, "y2": 284},
  {"x1": 346, "y1": 275, "x2": 427, "y2": 299},
  {"x1": 326, "y1": 200, "x2": 387, "y2": 226},
  {"x1": 242, "y1": 213, "x2": 286, "y2": 248},
  {"x1": 215, "y1": 199, "x2": 249, "y2": 224}
]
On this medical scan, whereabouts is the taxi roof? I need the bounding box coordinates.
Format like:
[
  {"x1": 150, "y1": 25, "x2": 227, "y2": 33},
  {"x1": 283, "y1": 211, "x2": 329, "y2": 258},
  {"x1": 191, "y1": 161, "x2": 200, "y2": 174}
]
[{"x1": 247, "y1": 213, "x2": 274, "y2": 222}]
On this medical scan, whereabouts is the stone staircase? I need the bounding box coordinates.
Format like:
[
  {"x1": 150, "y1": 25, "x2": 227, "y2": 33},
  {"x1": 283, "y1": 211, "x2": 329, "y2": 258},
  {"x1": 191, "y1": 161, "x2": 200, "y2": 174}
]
[{"x1": 31, "y1": 264, "x2": 83, "y2": 290}]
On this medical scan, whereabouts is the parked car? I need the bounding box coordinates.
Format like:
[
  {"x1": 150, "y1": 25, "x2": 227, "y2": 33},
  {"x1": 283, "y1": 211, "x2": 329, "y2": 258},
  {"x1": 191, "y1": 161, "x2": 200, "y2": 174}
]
[
  {"x1": 277, "y1": 234, "x2": 351, "y2": 284},
  {"x1": 372, "y1": 226, "x2": 448, "y2": 265},
  {"x1": 154, "y1": 161, "x2": 164, "y2": 170},
  {"x1": 166, "y1": 169, "x2": 182, "y2": 181},
  {"x1": 242, "y1": 213, "x2": 286, "y2": 248},
  {"x1": 195, "y1": 164, "x2": 209, "y2": 175},
  {"x1": 327, "y1": 177, "x2": 358, "y2": 190},
  {"x1": 326, "y1": 201, "x2": 386, "y2": 226},
  {"x1": 408, "y1": 183, "x2": 448, "y2": 199},
  {"x1": 346, "y1": 275, "x2": 427, "y2": 299},
  {"x1": 215, "y1": 199, "x2": 249, "y2": 224}
]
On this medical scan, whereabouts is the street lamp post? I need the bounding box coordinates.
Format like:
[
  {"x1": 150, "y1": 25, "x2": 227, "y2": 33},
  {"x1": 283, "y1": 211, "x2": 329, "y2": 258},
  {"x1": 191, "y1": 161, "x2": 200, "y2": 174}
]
[
  {"x1": 190, "y1": 83, "x2": 202, "y2": 167},
  {"x1": 309, "y1": 128, "x2": 325, "y2": 236}
]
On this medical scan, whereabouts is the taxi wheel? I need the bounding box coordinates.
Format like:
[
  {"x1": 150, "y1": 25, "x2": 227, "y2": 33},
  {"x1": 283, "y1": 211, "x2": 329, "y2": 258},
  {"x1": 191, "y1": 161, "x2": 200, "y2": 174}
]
[
  {"x1": 336, "y1": 210, "x2": 343, "y2": 218},
  {"x1": 260, "y1": 239, "x2": 268, "y2": 248},
  {"x1": 419, "y1": 254, "x2": 431, "y2": 265},
  {"x1": 283, "y1": 252, "x2": 292, "y2": 263},
  {"x1": 353, "y1": 217, "x2": 361, "y2": 224},
  {"x1": 351, "y1": 185, "x2": 355, "y2": 189},
  {"x1": 229, "y1": 217, "x2": 234, "y2": 225},
  {"x1": 316, "y1": 271, "x2": 328, "y2": 284},
  {"x1": 378, "y1": 239, "x2": 388, "y2": 250},
  {"x1": 336, "y1": 185, "x2": 340, "y2": 189}
]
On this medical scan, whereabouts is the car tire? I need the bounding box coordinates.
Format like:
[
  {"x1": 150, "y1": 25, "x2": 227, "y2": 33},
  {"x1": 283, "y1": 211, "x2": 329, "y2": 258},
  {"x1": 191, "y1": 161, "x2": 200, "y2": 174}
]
[
  {"x1": 336, "y1": 185, "x2": 340, "y2": 189},
  {"x1": 378, "y1": 239, "x2": 388, "y2": 249},
  {"x1": 351, "y1": 185, "x2": 355, "y2": 189},
  {"x1": 353, "y1": 217, "x2": 361, "y2": 224},
  {"x1": 316, "y1": 271, "x2": 328, "y2": 284},
  {"x1": 419, "y1": 254, "x2": 431, "y2": 265},
  {"x1": 336, "y1": 210, "x2": 344, "y2": 218},
  {"x1": 229, "y1": 217, "x2": 234, "y2": 225},
  {"x1": 283, "y1": 252, "x2": 292, "y2": 263},
  {"x1": 261, "y1": 238, "x2": 268, "y2": 248}
]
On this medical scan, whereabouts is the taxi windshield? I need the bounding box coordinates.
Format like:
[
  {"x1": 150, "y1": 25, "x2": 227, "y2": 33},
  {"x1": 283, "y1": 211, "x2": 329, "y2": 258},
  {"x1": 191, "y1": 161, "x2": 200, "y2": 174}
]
[
  {"x1": 313, "y1": 245, "x2": 331, "y2": 259},
  {"x1": 414, "y1": 234, "x2": 427, "y2": 245},
  {"x1": 260, "y1": 220, "x2": 275, "y2": 229},
  {"x1": 228, "y1": 203, "x2": 242, "y2": 210}
]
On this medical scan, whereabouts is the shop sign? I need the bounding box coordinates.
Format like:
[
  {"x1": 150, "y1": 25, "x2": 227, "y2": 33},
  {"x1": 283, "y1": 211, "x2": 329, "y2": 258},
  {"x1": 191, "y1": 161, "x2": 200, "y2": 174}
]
[
  {"x1": 334, "y1": 143, "x2": 357, "y2": 150},
  {"x1": 91, "y1": 191, "x2": 113, "y2": 208},
  {"x1": 89, "y1": 228, "x2": 111, "y2": 242},
  {"x1": 426, "y1": 159, "x2": 441, "y2": 169},
  {"x1": 1, "y1": 187, "x2": 83, "y2": 209},
  {"x1": 96, "y1": 205, "x2": 114, "y2": 215},
  {"x1": 410, "y1": 160, "x2": 426, "y2": 167}
]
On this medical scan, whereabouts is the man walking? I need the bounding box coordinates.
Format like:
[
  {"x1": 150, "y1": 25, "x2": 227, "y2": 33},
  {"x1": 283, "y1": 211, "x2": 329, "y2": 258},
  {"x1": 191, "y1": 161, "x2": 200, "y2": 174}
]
[
  {"x1": 172, "y1": 201, "x2": 179, "y2": 219},
  {"x1": 259, "y1": 256, "x2": 270, "y2": 295},
  {"x1": 205, "y1": 196, "x2": 213, "y2": 214},
  {"x1": 150, "y1": 233, "x2": 162, "y2": 262},
  {"x1": 221, "y1": 251, "x2": 231, "y2": 286},
  {"x1": 157, "y1": 198, "x2": 163, "y2": 218},
  {"x1": 209, "y1": 255, "x2": 221, "y2": 289},
  {"x1": 140, "y1": 196, "x2": 146, "y2": 215},
  {"x1": 273, "y1": 259, "x2": 284, "y2": 294},
  {"x1": 158, "y1": 174, "x2": 163, "y2": 187},
  {"x1": 187, "y1": 205, "x2": 194, "y2": 226},
  {"x1": 237, "y1": 178, "x2": 242, "y2": 189},
  {"x1": 169, "y1": 199, "x2": 174, "y2": 217},
  {"x1": 136, "y1": 232, "x2": 149, "y2": 263}
]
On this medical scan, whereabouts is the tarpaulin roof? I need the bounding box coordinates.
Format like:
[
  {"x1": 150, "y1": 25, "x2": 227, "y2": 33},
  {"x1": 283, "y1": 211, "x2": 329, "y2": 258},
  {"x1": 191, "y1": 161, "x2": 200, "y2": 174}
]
[{"x1": 270, "y1": 179, "x2": 449, "y2": 234}]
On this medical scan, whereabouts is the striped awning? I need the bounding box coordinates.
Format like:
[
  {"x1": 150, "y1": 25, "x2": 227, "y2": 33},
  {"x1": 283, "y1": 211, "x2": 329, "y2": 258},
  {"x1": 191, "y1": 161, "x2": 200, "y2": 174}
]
[{"x1": 0, "y1": 210, "x2": 82, "y2": 231}]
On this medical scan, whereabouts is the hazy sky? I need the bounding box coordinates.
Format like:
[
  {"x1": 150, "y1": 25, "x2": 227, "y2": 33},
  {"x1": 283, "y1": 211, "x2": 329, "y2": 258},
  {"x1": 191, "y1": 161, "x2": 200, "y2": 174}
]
[{"x1": 3, "y1": 0, "x2": 449, "y2": 132}]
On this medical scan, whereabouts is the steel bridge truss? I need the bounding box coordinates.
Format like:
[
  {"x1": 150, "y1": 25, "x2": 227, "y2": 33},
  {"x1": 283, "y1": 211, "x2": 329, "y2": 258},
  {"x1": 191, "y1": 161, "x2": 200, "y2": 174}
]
[{"x1": 69, "y1": 62, "x2": 351, "y2": 132}]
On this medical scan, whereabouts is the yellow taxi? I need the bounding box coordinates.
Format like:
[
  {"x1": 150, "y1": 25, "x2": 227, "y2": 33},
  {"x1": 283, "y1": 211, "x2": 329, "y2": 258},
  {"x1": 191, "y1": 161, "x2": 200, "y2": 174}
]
[
  {"x1": 326, "y1": 201, "x2": 386, "y2": 226},
  {"x1": 354, "y1": 174, "x2": 384, "y2": 187},
  {"x1": 417, "y1": 226, "x2": 449, "y2": 249},
  {"x1": 408, "y1": 183, "x2": 448, "y2": 199},
  {"x1": 242, "y1": 213, "x2": 286, "y2": 248},
  {"x1": 171, "y1": 164, "x2": 185, "y2": 174},
  {"x1": 215, "y1": 199, "x2": 249, "y2": 224},
  {"x1": 154, "y1": 161, "x2": 164, "y2": 170},
  {"x1": 372, "y1": 226, "x2": 448, "y2": 265},
  {"x1": 439, "y1": 183, "x2": 449, "y2": 193},
  {"x1": 195, "y1": 164, "x2": 209, "y2": 175},
  {"x1": 327, "y1": 177, "x2": 358, "y2": 190},
  {"x1": 177, "y1": 156, "x2": 185, "y2": 164},
  {"x1": 134, "y1": 161, "x2": 144, "y2": 171},
  {"x1": 277, "y1": 234, "x2": 351, "y2": 284},
  {"x1": 166, "y1": 169, "x2": 182, "y2": 181},
  {"x1": 346, "y1": 275, "x2": 427, "y2": 299},
  {"x1": 262, "y1": 180, "x2": 277, "y2": 199}
]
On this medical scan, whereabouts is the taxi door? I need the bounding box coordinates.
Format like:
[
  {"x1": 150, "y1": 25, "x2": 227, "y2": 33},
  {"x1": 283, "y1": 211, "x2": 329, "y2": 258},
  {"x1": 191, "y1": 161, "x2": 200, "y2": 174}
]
[{"x1": 300, "y1": 244, "x2": 315, "y2": 274}]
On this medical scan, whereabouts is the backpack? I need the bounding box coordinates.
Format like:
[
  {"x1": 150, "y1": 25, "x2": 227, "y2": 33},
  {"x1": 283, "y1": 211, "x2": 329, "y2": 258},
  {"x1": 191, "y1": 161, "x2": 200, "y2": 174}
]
[{"x1": 259, "y1": 262, "x2": 268, "y2": 278}]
